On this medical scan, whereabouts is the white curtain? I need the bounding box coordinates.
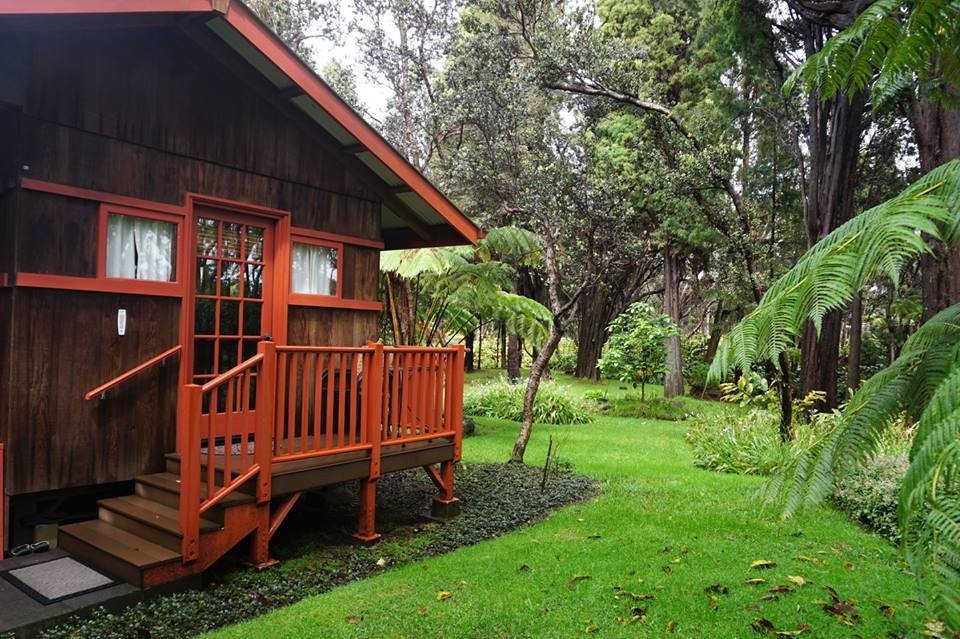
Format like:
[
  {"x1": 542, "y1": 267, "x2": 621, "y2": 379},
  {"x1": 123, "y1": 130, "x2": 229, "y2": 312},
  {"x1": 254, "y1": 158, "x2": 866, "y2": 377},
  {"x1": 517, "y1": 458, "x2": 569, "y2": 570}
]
[
  {"x1": 292, "y1": 243, "x2": 337, "y2": 295},
  {"x1": 106, "y1": 214, "x2": 175, "y2": 281}
]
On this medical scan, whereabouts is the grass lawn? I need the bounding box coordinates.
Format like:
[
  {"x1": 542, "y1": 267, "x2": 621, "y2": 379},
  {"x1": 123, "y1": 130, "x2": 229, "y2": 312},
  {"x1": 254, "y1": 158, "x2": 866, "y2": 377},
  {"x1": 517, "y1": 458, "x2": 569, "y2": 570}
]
[{"x1": 207, "y1": 374, "x2": 925, "y2": 638}]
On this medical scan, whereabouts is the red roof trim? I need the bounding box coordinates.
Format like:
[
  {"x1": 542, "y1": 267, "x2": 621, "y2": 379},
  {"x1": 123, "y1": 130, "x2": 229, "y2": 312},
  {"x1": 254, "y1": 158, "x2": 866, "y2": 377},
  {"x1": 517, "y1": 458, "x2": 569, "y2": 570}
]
[
  {"x1": 0, "y1": 0, "x2": 482, "y2": 247},
  {"x1": 220, "y1": 2, "x2": 480, "y2": 245},
  {"x1": 0, "y1": 0, "x2": 220, "y2": 14}
]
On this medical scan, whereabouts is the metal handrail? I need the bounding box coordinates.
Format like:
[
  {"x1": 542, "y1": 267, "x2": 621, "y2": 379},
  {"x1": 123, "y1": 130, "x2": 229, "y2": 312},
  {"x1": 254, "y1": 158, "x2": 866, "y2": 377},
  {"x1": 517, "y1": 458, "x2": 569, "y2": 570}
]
[{"x1": 83, "y1": 344, "x2": 183, "y2": 401}]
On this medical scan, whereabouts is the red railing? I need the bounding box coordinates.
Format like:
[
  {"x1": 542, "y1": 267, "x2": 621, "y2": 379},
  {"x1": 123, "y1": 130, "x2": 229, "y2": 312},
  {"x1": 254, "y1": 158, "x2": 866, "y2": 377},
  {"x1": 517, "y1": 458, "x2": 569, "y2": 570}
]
[
  {"x1": 177, "y1": 341, "x2": 464, "y2": 562},
  {"x1": 83, "y1": 344, "x2": 182, "y2": 401}
]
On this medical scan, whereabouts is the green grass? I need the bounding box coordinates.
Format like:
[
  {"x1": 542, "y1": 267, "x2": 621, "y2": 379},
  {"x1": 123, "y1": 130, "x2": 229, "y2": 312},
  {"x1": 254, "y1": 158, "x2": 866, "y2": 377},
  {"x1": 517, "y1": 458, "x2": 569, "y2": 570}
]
[{"x1": 206, "y1": 374, "x2": 925, "y2": 638}]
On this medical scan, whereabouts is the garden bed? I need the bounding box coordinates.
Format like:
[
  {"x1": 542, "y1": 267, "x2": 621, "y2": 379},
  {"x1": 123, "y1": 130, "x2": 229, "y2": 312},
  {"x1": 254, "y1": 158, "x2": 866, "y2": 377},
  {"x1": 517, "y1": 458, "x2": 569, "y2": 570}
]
[{"x1": 22, "y1": 463, "x2": 596, "y2": 639}]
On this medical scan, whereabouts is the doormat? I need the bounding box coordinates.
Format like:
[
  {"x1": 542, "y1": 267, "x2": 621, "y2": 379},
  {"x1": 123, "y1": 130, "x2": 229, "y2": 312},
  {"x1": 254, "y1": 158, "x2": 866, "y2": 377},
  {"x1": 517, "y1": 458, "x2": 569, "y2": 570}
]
[{"x1": 1, "y1": 556, "x2": 117, "y2": 604}]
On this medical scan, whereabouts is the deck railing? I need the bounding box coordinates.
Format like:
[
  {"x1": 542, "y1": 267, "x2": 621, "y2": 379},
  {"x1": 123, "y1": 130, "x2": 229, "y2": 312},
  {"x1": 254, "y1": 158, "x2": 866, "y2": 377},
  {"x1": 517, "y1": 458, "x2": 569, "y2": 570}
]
[{"x1": 177, "y1": 341, "x2": 464, "y2": 562}]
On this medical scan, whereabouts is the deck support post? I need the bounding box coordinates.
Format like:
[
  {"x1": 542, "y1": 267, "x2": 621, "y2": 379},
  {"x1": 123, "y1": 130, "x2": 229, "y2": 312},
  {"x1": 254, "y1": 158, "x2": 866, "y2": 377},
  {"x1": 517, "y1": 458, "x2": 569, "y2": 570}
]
[
  {"x1": 353, "y1": 478, "x2": 381, "y2": 543},
  {"x1": 247, "y1": 503, "x2": 277, "y2": 569},
  {"x1": 430, "y1": 460, "x2": 460, "y2": 519}
]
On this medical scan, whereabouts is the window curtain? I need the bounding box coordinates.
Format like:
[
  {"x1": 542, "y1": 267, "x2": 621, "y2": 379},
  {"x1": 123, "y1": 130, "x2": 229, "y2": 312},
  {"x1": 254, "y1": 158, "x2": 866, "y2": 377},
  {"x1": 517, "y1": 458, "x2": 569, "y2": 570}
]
[
  {"x1": 292, "y1": 243, "x2": 338, "y2": 295},
  {"x1": 106, "y1": 214, "x2": 176, "y2": 281}
]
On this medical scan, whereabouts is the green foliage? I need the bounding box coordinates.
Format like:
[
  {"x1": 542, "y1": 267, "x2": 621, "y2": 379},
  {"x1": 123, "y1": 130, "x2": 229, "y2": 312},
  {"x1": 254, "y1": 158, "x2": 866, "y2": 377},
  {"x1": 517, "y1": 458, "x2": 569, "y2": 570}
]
[
  {"x1": 551, "y1": 337, "x2": 578, "y2": 375},
  {"x1": 832, "y1": 453, "x2": 909, "y2": 544},
  {"x1": 785, "y1": 0, "x2": 960, "y2": 109},
  {"x1": 463, "y1": 378, "x2": 591, "y2": 425},
  {"x1": 598, "y1": 301, "x2": 678, "y2": 399},
  {"x1": 708, "y1": 160, "x2": 960, "y2": 628},
  {"x1": 684, "y1": 409, "x2": 831, "y2": 476},
  {"x1": 589, "y1": 393, "x2": 694, "y2": 421},
  {"x1": 719, "y1": 370, "x2": 778, "y2": 410},
  {"x1": 681, "y1": 334, "x2": 711, "y2": 392},
  {"x1": 381, "y1": 227, "x2": 552, "y2": 347}
]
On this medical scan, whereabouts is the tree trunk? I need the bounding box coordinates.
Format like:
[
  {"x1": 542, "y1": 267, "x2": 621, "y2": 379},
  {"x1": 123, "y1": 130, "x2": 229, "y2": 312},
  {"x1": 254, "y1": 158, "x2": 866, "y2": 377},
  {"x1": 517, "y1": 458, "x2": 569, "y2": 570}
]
[
  {"x1": 575, "y1": 283, "x2": 612, "y2": 380},
  {"x1": 800, "y1": 313, "x2": 843, "y2": 408},
  {"x1": 510, "y1": 322, "x2": 563, "y2": 463},
  {"x1": 464, "y1": 330, "x2": 475, "y2": 373},
  {"x1": 847, "y1": 294, "x2": 862, "y2": 393},
  {"x1": 507, "y1": 333, "x2": 521, "y2": 383},
  {"x1": 663, "y1": 243, "x2": 684, "y2": 398},
  {"x1": 914, "y1": 96, "x2": 960, "y2": 318},
  {"x1": 704, "y1": 300, "x2": 725, "y2": 363},
  {"x1": 777, "y1": 351, "x2": 794, "y2": 441}
]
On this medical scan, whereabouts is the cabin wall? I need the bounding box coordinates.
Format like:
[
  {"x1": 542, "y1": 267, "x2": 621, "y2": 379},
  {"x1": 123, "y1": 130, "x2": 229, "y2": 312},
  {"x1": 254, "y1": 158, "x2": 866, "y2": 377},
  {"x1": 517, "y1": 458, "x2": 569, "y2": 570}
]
[{"x1": 4, "y1": 25, "x2": 383, "y2": 496}]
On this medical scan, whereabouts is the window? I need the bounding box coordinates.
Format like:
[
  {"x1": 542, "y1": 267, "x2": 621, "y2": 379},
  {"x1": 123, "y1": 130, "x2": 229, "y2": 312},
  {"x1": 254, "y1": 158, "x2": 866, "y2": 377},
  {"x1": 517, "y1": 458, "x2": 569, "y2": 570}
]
[
  {"x1": 291, "y1": 242, "x2": 339, "y2": 296},
  {"x1": 105, "y1": 212, "x2": 177, "y2": 282}
]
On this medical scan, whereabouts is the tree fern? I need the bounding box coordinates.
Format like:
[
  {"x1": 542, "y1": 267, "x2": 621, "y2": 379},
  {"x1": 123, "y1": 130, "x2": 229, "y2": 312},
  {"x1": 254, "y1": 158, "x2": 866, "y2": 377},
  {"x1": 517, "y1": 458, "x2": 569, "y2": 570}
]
[
  {"x1": 785, "y1": 0, "x2": 960, "y2": 109},
  {"x1": 709, "y1": 158, "x2": 960, "y2": 629}
]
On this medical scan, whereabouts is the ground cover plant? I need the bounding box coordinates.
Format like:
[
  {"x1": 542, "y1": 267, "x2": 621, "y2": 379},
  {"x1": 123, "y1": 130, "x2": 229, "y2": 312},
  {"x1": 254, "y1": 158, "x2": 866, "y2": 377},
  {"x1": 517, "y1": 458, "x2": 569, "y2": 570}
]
[
  {"x1": 27, "y1": 464, "x2": 595, "y2": 639},
  {"x1": 463, "y1": 377, "x2": 591, "y2": 425},
  {"x1": 207, "y1": 374, "x2": 929, "y2": 638}
]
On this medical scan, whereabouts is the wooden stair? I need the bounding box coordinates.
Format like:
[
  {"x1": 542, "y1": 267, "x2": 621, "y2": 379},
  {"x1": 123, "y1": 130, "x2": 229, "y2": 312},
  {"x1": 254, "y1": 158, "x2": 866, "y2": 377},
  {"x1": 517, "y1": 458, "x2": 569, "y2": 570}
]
[{"x1": 60, "y1": 470, "x2": 256, "y2": 588}]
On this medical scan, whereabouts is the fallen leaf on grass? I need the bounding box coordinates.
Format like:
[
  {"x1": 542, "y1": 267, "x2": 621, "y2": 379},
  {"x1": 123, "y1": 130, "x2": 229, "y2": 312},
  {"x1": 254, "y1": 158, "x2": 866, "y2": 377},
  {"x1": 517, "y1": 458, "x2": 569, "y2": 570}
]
[
  {"x1": 745, "y1": 578, "x2": 767, "y2": 586},
  {"x1": 774, "y1": 624, "x2": 812, "y2": 637},
  {"x1": 792, "y1": 555, "x2": 823, "y2": 565},
  {"x1": 823, "y1": 601, "x2": 859, "y2": 625},
  {"x1": 587, "y1": 534, "x2": 602, "y2": 540},
  {"x1": 760, "y1": 594, "x2": 779, "y2": 601},
  {"x1": 879, "y1": 604, "x2": 895, "y2": 617},
  {"x1": 751, "y1": 560, "x2": 777, "y2": 570},
  {"x1": 518, "y1": 564, "x2": 530, "y2": 573},
  {"x1": 613, "y1": 587, "x2": 654, "y2": 601},
  {"x1": 666, "y1": 619, "x2": 677, "y2": 633},
  {"x1": 416, "y1": 605, "x2": 428, "y2": 617},
  {"x1": 345, "y1": 616, "x2": 362, "y2": 624},
  {"x1": 631, "y1": 606, "x2": 647, "y2": 621},
  {"x1": 567, "y1": 575, "x2": 591, "y2": 589},
  {"x1": 680, "y1": 544, "x2": 690, "y2": 554},
  {"x1": 662, "y1": 565, "x2": 673, "y2": 575},
  {"x1": 708, "y1": 595, "x2": 719, "y2": 610},
  {"x1": 769, "y1": 585, "x2": 795, "y2": 594},
  {"x1": 751, "y1": 617, "x2": 776, "y2": 634},
  {"x1": 744, "y1": 604, "x2": 763, "y2": 612},
  {"x1": 585, "y1": 624, "x2": 599, "y2": 633},
  {"x1": 705, "y1": 583, "x2": 730, "y2": 595},
  {"x1": 786, "y1": 575, "x2": 806, "y2": 587},
  {"x1": 436, "y1": 591, "x2": 453, "y2": 601}
]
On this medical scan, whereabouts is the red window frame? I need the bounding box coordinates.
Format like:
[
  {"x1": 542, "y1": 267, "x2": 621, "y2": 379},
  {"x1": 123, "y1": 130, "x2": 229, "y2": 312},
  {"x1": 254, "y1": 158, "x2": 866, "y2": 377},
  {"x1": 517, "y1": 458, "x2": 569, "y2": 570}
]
[
  {"x1": 96, "y1": 203, "x2": 186, "y2": 296},
  {"x1": 288, "y1": 231, "x2": 344, "y2": 306}
]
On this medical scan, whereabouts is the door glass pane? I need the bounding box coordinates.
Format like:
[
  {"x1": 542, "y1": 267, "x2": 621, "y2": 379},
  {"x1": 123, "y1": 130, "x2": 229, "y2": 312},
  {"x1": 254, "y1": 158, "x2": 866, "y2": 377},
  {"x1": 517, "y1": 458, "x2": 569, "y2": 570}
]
[
  {"x1": 243, "y1": 302, "x2": 262, "y2": 336},
  {"x1": 196, "y1": 259, "x2": 217, "y2": 295},
  {"x1": 194, "y1": 339, "x2": 215, "y2": 376},
  {"x1": 222, "y1": 223, "x2": 242, "y2": 259},
  {"x1": 220, "y1": 261, "x2": 240, "y2": 297},
  {"x1": 219, "y1": 339, "x2": 239, "y2": 371},
  {"x1": 196, "y1": 218, "x2": 218, "y2": 256},
  {"x1": 220, "y1": 300, "x2": 240, "y2": 335},
  {"x1": 244, "y1": 263, "x2": 263, "y2": 299},
  {"x1": 195, "y1": 298, "x2": 215, "y2": 335},
  {"x1": 245, "y1": 226, "x2": 264, "y2": 262}
]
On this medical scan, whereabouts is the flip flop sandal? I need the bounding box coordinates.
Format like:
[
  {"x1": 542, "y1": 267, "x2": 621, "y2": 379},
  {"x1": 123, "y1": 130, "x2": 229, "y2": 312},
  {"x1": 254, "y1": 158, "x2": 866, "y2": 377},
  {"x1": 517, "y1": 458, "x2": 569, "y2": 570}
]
[
  {"x1": 10, "y1": 543, "x2": 33, "y2": 557},
  {"x1": 30, "y1": 541, "x2": 50, "y2": 553}
]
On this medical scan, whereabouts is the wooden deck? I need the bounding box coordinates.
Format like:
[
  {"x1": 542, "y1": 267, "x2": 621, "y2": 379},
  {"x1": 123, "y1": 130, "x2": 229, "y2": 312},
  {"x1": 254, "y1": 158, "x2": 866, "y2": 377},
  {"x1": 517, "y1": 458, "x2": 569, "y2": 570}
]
[{"x1": 59, "y1": 343, "x2": 465, "y2": 589}]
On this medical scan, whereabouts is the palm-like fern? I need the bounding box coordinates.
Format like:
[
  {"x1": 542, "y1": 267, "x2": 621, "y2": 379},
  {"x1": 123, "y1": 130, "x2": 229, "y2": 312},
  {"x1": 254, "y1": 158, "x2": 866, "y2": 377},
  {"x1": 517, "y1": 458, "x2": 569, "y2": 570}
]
[
  {"x1": 709, "y1": 158, "x2": 960, "y2": 628},
  {"x1": 380, "y1": 226, "x2": 552, "y2": 347},
  {"x1": 784, "y1": 0, "x2": 960, "y2": 107}
]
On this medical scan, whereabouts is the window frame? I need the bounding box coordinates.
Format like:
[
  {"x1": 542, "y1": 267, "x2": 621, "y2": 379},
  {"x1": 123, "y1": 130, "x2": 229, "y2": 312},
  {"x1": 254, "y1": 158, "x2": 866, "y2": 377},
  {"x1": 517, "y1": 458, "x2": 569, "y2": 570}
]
[
  {"x1": 96, "y1": 203, "x2": 185, "y2": 294},
  {"x1": 288, "y1": 232, "x2": 344, "y2": 304}
]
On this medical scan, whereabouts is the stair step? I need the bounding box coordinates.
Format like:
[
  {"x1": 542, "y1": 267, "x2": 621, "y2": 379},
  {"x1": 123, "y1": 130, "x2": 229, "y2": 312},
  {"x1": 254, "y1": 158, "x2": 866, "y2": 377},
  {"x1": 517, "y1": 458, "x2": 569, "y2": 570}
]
[
  {"x1": 59, "y1": 520, "x2": 181, "y2": 587},
  {"x1": 99, "y1": 495, "x2": 220, "y2": 552},
  {"x1": 135, "y1": 472, "x2": 255, "y2": 511}
]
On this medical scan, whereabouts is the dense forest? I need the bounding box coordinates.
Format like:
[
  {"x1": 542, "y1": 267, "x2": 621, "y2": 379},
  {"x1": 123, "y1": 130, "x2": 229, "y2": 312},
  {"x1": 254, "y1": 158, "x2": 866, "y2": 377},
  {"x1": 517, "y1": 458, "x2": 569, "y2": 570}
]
[{"x1": 248, "y1": 0, "x2": 960, "y2": 627}]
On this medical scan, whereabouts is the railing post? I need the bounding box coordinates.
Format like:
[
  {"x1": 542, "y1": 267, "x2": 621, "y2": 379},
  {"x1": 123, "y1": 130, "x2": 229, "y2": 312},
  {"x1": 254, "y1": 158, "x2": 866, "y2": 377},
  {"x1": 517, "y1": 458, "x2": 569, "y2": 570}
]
[
  {"x1": 255, "y1": 340, "x2": 276, "y2": 504},
  {"x1": 178, "y1": 384, "x2": 202, "y2": 563},
  {"x1": 365, "y1": 341, "x2": 384, "y2": 480},
  {"x1": 453, "y1": 344, "x2": 466, "y2": 462}
]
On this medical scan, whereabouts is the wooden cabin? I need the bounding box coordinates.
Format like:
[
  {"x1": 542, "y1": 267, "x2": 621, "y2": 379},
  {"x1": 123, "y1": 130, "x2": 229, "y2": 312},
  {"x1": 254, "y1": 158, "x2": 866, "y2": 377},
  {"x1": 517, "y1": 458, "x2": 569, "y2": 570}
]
[{"x1": 0, "y1": 0, "x2": 480, "y2": 587}]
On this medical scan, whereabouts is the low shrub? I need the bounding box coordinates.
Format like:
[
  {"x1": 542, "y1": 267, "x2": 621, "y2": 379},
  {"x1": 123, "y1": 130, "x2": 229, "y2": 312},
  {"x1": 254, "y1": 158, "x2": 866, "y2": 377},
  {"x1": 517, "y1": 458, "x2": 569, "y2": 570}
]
[
  {"x1": 551, "y1": 337, "x2": 578, "y2": 375},
  {"x1": 587, "y1": 393, "x2": 694, "y2": 421},
  {"x1": 830, "y1": 452, "x2": 907, "y2": 544},
  {"x1": 684, "y1": 408, "x2": 829, "y2": 476},
  {"x1": 463, "y1": 378, "x2": 591, "y2": 424}
]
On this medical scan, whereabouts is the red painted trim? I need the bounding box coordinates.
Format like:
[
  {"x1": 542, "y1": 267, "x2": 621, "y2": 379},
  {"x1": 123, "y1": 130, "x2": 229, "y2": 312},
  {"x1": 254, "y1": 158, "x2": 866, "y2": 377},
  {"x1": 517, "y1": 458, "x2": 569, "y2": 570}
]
[
  {"x1": 16, "y1": 272, "x2": 185, "y2": 297},
  {"x1": 21, "y1": 178, "x2": 186, "y2": 216},
  {"x1": 221, "y1": 3, "x2": 482, "y2": 246},
  {"x1": 186, "y1": 192, "x2": 289, "y2": 220},
  {"x1": 0, "y1": 0, "x2": 218, "y2": 14},
  {"x1": 84, "y1": 344, "x2": 183, "y2": 401},
  {"x1": 96, "y1": 202, "x2": 185, "y2": 283},
  {"x1": 290, "y1": 225, "x2": 384, "y2": 250},
  {"x1": 289, "y1": 234, "x2": 343, "y2": 299},
  {"x1": 287, "y1": 295, "x2": 383, "y2": 311}
]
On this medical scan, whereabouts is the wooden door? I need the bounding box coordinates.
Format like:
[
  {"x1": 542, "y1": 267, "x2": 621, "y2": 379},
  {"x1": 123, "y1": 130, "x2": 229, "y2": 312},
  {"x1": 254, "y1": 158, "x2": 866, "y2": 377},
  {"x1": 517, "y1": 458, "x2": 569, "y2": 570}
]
[{"x1": 189, "y1": 207, "x2": 275, "y2": 437}]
